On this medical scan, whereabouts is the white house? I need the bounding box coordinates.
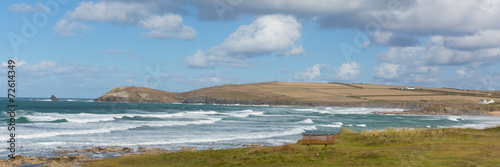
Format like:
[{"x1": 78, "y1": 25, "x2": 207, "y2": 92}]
[
  {"x1": 406, "y1": 86, "x2": 415, "y2": 90},
  {"x1": 478, "y1": 99, "x2": 495, "y2": 104}
]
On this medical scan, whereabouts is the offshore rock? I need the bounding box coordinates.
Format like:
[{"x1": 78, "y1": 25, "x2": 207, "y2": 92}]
[{"x1": 50, "y1": 95, "x2": 59, "y2": 101}]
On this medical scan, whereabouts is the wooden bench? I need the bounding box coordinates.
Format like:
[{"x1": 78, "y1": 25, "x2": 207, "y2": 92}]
[{"x1": 300, "y1": 134, "x2": 336, "y2": 146}]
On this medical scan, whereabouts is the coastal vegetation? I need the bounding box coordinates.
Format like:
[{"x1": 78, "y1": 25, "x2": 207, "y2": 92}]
[{"x1": 87, "y1": 126, "x2": 500, "y2": 167}]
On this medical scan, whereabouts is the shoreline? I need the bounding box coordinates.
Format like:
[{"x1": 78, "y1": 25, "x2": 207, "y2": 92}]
[{"x1": 100, "y1": 100, "x2": 499, "y2": 116}]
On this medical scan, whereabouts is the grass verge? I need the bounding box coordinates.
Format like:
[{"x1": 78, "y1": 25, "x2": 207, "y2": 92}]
[{"x1": 86, "y1": 127, "x2": 500, "y2": 167}]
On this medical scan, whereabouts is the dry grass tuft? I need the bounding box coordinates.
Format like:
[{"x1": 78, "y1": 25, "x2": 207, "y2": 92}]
[{"x1": 340, "y1": 127, "x2": 473, "y2": 145}]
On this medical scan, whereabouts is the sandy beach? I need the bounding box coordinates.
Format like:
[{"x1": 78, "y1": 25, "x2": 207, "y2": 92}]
[{"x1": 488, "y1": 111, "x2": 500, "y2": 116}]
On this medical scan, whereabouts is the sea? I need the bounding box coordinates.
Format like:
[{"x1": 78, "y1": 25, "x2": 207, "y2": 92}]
[{"x1": 2, "y1": 98, "x2": 500, "y2": 159}]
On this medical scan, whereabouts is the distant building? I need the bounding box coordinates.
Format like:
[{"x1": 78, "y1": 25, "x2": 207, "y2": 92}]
[
  {"x1": 405, "y1": 86, "x2": 415, "y2": 90},
  {"x1": 478, "y1": 99, "x2": 495, "y2": 104}
]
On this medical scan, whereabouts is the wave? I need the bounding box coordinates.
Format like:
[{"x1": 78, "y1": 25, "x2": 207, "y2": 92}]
[
  {"x1": 355, "y1": 124, "x2": 367, "y2": 127},
  {"x1": 298, "y1": 119, "x2": 314, "y2": 124},
  {"x1": 18, "y1": 125, "x2": 138, "y2": 139},
  {"x1": 447, "y1": 116, "x2": 464, "y2": 122},
  {"x1": 293, "y1": 107, "x2": 405, "y2": 115},
  {"x1": 140, "y1": 118, "x2": 222, "y2": 127},
  {"x1": 18, "y1": 118, "x2": 222, "y2": 139},
  {"x1": 319, "y1": 122, "x2": 343, "y2": 128},
  {"x1": 223, "y1": 110, "x2": 264, "y2": 117},
  {"x1": 18, "y1": 116, "x2": 68, "y2": 123},
  {"x1": 127, "y1": 125, "x2": 318, "y2": 146},
  {"x1": 21, "y1": 110, "x2": 219, "y2": 123},
  {"x1": 185, "y1": 111, "x2": 218, "y2": 115}
]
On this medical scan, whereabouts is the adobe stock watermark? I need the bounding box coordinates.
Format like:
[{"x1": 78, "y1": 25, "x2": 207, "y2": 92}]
[
  {"x1": 7, "y1": 0, "x2": 69, "y2": 54},
  {"x1": 213, "y1": 0, "x2": 243, "y2": 20},
  {"x1": 339, "y1": 0, "x2": 401, "y2": 62}
]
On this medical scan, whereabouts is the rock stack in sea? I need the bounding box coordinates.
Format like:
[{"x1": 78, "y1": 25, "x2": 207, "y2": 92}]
[{"x1": 50, "y1": 95, "x2": 59, "y2": 101}]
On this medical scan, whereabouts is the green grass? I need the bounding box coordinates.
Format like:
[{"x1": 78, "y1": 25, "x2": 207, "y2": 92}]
[{"x1": 86, "y1": 127, "x2": 500, "y2": 167}]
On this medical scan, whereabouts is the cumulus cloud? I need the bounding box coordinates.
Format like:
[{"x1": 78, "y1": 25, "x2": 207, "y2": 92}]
[
  {"x1": 180, "y1": 0, "x2": 499, "y2": 36},
  {"x1": 445, "y1": 30, "x2": 500, "y2": 50},
  {"x1": 373, "y1": 63, "x2": 441, "y2": 84},
  {"x1": 315, "y1": 0, "x2": 500, "y2": 36},
  {"x1": 0, "y1": 58, "x2": 119, "y2": 97},
  {"x1": 186, "y1": 14, "x2": 304, "y2": 68},
  {"x1": 293, "y1": 63, "x2": 327, "y2": 81},
  {"x1": 373, "y1": 63, "x2": 400, "y2": 80},
  {"x1": 9, "y1": 2, "x2": 50, "y2": 13},
  {"x1": 377, "y1": 36, "x2": 500, "y2": 67},
  {"x1": 53, "y1": 19, "x2": 94, "y2": 36},
  {"x1": 61, "y1": 1, "x2": 195, "y2": 39},
  {"x1": 372, "y1": 31, "x2": 419, "y2": 47},
  {"x1": 335, "y1": 62, "x2": 360, "y2": 81},
  {"x1": 0, "y1": 58, "x2": 116, "y2": 77},
  {"x1": 138, "y1": 14, "x2": 197, "y2": 39},
  {"x1": 371, "y1": 35, "x2": 499, "y2": 84},
  {"x1": 177, "y1": 0, "x2": 389, "y2": 21},
  {"x1": 179, "y1": 0, "x2": 500, "y2": 48},
  {"x1": 67, "y1": 1, "x2": 157, "y2": 24}
]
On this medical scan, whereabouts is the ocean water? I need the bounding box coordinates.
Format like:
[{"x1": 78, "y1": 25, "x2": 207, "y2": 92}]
[{"x1": 2, "y1": 98, "x2": 500, "y2": 159}]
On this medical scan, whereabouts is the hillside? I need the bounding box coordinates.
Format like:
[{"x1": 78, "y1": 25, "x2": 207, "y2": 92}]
[{"x1": 94, "y1": 82, "x2": 500, "y2": 115}]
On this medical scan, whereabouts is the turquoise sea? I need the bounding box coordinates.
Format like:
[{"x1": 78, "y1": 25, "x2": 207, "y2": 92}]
[{"x1": 2, "y1": 98, "x2": 500, "y2": 159}]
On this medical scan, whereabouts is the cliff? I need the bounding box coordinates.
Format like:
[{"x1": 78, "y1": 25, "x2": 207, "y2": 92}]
[{"x1": 95, "y1": 86, "x2": 181, "y2": 103}]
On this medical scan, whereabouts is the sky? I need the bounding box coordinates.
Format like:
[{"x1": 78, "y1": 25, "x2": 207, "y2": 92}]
[{"x1": 1, "y1": 0, "x2": 500, "y2": 98}]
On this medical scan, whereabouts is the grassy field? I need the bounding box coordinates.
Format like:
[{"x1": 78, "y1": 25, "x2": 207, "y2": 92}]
[{"x1": 86, "y1": 127, "x2": 500, "y2": 167}]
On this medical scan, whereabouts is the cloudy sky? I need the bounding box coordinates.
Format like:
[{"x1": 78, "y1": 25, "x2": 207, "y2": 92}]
[{"x1": 1, "y1": 0, "x2": 500, "y2": 98}]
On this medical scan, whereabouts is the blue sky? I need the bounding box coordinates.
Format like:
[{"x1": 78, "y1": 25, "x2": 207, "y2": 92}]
[{"x1": 1, "y1": 0, "x2": 500, "y2": 98}]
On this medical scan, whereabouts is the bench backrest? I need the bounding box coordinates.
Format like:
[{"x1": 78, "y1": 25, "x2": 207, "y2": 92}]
[{"x1": 300, "y1": 134, "x2": 335, "y2": 145}]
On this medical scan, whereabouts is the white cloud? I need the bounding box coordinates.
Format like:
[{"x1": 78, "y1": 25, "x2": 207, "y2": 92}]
[
  {"x1": 180, "y1": 0, "x2": 389, "y2": 21},
  {"x1": 0, "y1": 59, "x2": 116, "y2": 77},
  {"x1": 181, "y1": 0, "x2": 500, "y2": 35},
  {"x1": 372, "y1": 31, "x2": 419, "y2": 47},
  {"x1": 373, "y1": 63, "x2": 400, "y2": 80},
  {"x1": 445, "y1": 30, "x2": 500, "y2": 50},
  {"x1": 373, "y1": 63, "x2": 441, "y2": 84},
  {"x1": 64, "y1": 1, "x2": 195, "y2": 39},
  {"x1": 181, "y1": 0, "x2": 500, "y2": 48},
  {"x1": 377, "y1": 36, "x2": 500, "y2": 67},
  {"x1": 53, "y1": 19, "x2": 94, "y2": 36},
  {"x1": 9, "y1": 2, "x2": 50, "y2": 13},
  {"x1": 336, "y1": 62, "x2": 360, "y2": 81},
  {"x1": 382, "y1": 0, "x2": 500, "y2": 36},
  {"x1": 293, "y1": 63, "x2": 327, "y2": 81},
  {"x1": 67, "y1": 1, "x2": 156, "y2": 24},
  {"x1": 138, "y1": 14, "x2": 197, "y2": 39},
  {"x1": 186, "y1": 14, "x2": 303, "y2": 68},
  {"x1": 455, "y1": 67, "x2": 474, "y2": 78},
  {"x1": 0, "y1": 59, "x2": 119, "y2": 97}
]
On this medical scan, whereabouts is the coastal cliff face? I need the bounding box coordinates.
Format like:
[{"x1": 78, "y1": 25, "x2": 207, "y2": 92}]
[
  {"x1": 94, "y1": 82, "x2": 500, "y2": 116},
  {"x1": 95, "y1": 86, "x2": 181, "y2": 103}
]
